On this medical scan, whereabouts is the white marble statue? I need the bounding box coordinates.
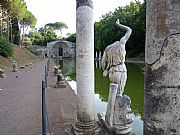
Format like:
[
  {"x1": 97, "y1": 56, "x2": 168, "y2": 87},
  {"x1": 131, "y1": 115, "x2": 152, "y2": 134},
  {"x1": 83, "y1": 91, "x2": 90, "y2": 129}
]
[
  {"x1": 98, "y1": 19, "x2": 133, "y2": 134},
  {"x1": 102, "y1": 19, "x2": 132, "y2": 96}
]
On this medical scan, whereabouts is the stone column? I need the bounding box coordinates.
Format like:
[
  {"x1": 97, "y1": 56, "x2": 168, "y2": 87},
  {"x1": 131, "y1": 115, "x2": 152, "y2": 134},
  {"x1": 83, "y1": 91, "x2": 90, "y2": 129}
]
[
  {"x1": 73, "y1": 0, "x2": 99, "y2": 134},
  {"x1": 145, "y1": 0, "x2": 180, "y2": 134},
  {"x1": 56, "y1": 49, "x2": 58, "y2": 58}
]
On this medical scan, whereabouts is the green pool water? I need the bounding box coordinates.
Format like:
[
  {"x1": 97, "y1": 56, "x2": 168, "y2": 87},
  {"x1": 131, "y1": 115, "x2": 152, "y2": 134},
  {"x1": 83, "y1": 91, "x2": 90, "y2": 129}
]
[{"x1": 55, "y1": 59, "x2": 144, "y2": 135}]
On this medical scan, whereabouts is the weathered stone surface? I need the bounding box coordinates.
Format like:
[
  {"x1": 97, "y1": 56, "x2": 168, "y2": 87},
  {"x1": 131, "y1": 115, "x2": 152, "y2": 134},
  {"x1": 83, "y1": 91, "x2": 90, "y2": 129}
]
[
  {"x1": 146, "y1": 0, "x2": 180, "y2": 65},
  {"x1": 73, "y1": 1, "x2": 100, "y2": 134},
  {"x1": 47, "y1": 41, "x2": 75, "y2": 58},
  {"x1": 72, "y1": 120, "x2": 101, "y2": 135},
  {"x1": 0, "y1": 69, "x2": 4, "y2": 74},
  {"x1": 76, "y1": 0, "x2": 93, "y2": 9},
  {"x1": 12, "y1": 61, "x2": 18, "y2": 72},
  {"x1": 145, "y1": 0, "x2": 180, "y2": 134},
  {"x1": 76, "y1": 5, "x2": 94, "y2": 122},
  {"x1": 98, "y1": 84, "x2": 133, "y2": 135},
  {"x1": 0, "y1": 69, "x2": 7, "y2": 78},
  {"x1": 113, "y1": 95, "x2": 133, "y2": 126},
  {"x1": 54, "y1": 65, "x2": 60, "y2": 75},
  {"x1": 55, "y1": 74, "x2": 66, "y2": 88},
  {"x1": 105, "y1": 83, "x2": 118, "y2": 126}
]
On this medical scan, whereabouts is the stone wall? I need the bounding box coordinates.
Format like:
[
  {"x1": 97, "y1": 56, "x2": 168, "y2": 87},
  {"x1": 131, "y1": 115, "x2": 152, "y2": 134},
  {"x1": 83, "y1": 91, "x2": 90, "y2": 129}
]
[{"x1": 47, "y1": 41, "x2": 75, "y2": 58}]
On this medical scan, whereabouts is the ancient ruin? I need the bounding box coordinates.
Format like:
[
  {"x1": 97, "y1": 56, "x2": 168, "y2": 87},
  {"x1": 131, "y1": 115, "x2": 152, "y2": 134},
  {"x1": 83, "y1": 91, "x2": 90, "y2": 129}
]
[
  {"x1": 145, "y1": 0, "x2": 180, "y2": 134},
  {"x1": 12, "y1": 61, "x2": 18, "y2": 72},
  {"x1": 98, "y1": 19, "x2": 133, "y2": 134},
  {"x1": 72, "y1": 0, "x2": 100, "y2": 134}
]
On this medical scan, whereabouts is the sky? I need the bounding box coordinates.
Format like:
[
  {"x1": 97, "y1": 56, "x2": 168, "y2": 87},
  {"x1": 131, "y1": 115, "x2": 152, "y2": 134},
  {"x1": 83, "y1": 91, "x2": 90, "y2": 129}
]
[{"x1": 25, "y1": 0, "x2": 143, "y2": 36}]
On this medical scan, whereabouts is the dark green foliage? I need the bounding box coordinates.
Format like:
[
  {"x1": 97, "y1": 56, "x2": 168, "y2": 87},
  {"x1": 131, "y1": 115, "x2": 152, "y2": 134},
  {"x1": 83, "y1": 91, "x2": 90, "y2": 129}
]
[
  {"x1": 94, "y1": 0, "x2": 146, "y2": 57},
  {"x1": 0, "y1": 36, "x2": 13, "y2": 57},
  {"x1": 12, "y1": 18, "x2": 20, "y2": 45},
  {"x1": 65, "y1": 33, "x2": 76, "y2": 43},
  {"x1": 45, "y1": 22, "x2": 68, "y2": 39},
  {"x1": 0, "y1": 0, "x2": 36, "y2": 43},
  {"x1": 28, "y1": 27, "x2": 57, "y2": 46},
  {"x1": 95, "y1": 67, "x2": 110, "y2": 102}
]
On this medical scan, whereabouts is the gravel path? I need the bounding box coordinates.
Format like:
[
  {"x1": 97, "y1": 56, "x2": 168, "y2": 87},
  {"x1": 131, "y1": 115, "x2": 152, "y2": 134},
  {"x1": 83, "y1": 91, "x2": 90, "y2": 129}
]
[{"x1": 0, "y1": 59, "x2": 77, "y2": 135}]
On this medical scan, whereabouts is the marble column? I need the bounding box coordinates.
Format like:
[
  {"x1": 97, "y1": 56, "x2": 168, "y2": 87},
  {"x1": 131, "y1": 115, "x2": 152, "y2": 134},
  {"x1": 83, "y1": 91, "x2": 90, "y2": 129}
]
[
  {"x1": 145, "y1": 0, "x2": 180, "y2": 134},
  {"x1": 73, "y1": 0, "x2": 99, "y2": 134}
]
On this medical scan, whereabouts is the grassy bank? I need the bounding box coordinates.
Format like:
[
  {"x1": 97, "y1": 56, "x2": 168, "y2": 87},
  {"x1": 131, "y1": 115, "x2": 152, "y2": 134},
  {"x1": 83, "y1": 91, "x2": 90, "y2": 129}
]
[{"x1": 0, "y1": 45, "x2": 40, "y2": 71}]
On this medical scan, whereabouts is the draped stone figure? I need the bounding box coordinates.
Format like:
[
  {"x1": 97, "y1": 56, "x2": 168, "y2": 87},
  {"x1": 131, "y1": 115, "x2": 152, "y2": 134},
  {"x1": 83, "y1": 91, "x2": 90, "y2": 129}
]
[
  {"x1": 102, "y1": 19, "x2": 132, "y2": 96},
  {"x1": 98, "y1": 19, "x2": 133, "y2": 135}
]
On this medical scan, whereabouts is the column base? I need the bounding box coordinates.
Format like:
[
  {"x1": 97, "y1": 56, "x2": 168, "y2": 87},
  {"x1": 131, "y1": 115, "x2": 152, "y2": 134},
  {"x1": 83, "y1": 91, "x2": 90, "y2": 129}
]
[
  {"x1": 55, "y1": 80, "x2": 66, "y2": 88},
  {"x1": 98, "y1": 112, "x2": 133, "y2": 135},
  {"x1": 72, "y1": 119, "x2": 101, "y2": 135}
]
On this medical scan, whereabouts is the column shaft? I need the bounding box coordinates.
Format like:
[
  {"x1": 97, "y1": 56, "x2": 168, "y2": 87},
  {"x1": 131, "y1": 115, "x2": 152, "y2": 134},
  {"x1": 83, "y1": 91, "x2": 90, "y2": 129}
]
[{"x1": 145, "y1": 0, "x2": 180, "y2": 134}]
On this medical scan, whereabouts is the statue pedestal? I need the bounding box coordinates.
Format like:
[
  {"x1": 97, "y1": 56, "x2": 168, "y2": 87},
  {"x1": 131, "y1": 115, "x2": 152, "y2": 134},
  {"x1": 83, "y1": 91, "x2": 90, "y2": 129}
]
[
  {"x1": 98, "y1": 84, "x2": 133, "y2": 135},
  {"x1": 55, "y1": 74, "x2": 66, "y2": 88},
  {"x1": 55, "y1": 80, "x2": 66, "y2": 88},
  {"x1": 12, "y1": 61, "x2": 18, "y2": 72}
]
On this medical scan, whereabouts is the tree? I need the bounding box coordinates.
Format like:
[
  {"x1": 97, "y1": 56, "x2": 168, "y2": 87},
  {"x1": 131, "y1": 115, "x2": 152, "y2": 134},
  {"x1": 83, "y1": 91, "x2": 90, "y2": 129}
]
[
  {"x1": 0, "y1": 0, "x2": 36, "y2": 45},
  {"x1": 0, "y1": 36, "x2": 13, "y2": 57},
  {"x1": 22, "y1": 36, "x2": 32, "y2": 48},
  {"x1": 20, "y1": 10, "x2": 37, "y2": 46},
  {"x1": 28, "y1": 27, "x2": 57, "y2": 46},
  {"x1": 28, "y1": 29, "x2": 44, "y2": 45},
  {"x1": 12, "y1": 17, "x2": 20, "y2": 45},
  {"x1": 65, "y1": 33, "x2": 76, "y2": 43},
  {"x1": 45, "y1": 22, "x2": 68, "y2": 39},
  {"x1": 94, "y1": 0, "x2": 146, "y2": 57}
]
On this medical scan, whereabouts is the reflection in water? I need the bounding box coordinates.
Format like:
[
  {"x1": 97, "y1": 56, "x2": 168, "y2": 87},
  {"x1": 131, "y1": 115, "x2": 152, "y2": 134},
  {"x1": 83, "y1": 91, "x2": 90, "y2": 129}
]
[
  {"x1": 95, "y1": 62, "x2": 144, "y2": 117},
  {"x1": 54, "y1": 59, "x2": 76, "y2": 80},
  {"x1": 55, "y1": 58, "x2": 144, "y2": 135}
]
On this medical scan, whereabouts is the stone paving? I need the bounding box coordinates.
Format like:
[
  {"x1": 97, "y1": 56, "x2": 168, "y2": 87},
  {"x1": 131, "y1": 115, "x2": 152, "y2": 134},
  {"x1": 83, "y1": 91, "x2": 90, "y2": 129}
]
[{"x1": 0, "y1": 58, "x2": 77, "y2": 135}]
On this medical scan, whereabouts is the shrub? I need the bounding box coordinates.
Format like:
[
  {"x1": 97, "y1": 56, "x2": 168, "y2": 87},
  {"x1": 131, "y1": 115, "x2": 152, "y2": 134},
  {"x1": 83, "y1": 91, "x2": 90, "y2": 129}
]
[
  {"x1": 0, "y1": 36, "x2": 13, "y2": 57},
  {"x1": 22, "y1": 37, "x2": 32, "y2": 48},
  {"x1": 127, "y1": 50, "x2": 139, "y2": 58}
]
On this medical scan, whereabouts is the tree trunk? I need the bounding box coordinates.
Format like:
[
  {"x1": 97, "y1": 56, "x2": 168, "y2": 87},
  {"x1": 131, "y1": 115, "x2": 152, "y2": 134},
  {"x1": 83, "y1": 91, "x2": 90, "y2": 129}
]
[
  {"x1": 0, "y1": 7, "x2": 2, "y2": 35},
  {"x1": 10, "y1": 21, "x2": 13, "y2": 43},
  {"x1": 60, "y1": 29, "x2": 62, "y2": 39},
  {"x1": 21, "y1": 22, "x2": 25, "y2": 47},
  {"x1": 7, "y1": 16, "x2": 9, "y2": 41},
  {"x1": 145, "y1": 0, "x2": 180, "y2": 134}
]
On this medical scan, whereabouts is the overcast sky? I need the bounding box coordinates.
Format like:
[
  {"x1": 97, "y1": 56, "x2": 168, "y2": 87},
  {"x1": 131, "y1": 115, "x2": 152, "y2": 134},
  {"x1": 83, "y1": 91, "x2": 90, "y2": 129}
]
[{"x1": 25, "y1": 0, "x2": 143, "y2": 36}]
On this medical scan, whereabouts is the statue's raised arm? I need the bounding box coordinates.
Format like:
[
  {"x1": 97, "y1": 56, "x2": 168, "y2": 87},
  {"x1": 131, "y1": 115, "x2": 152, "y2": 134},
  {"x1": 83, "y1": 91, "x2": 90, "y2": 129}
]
[{"x1": 115, "y1": 19, "x2": 132, "y2": 44}]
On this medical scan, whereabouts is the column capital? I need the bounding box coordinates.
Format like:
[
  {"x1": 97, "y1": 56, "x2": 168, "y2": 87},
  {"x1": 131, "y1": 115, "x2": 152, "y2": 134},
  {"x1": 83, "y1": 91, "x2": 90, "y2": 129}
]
[{"x1": 76, "y1": 0, "x2": 93, "y2": 9}]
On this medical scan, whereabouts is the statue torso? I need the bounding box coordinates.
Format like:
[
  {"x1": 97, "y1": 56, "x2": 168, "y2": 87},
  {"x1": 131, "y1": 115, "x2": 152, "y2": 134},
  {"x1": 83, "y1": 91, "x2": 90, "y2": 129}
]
[{"x1": 104, "y1": 41, "x2": 127, "y2": 72}]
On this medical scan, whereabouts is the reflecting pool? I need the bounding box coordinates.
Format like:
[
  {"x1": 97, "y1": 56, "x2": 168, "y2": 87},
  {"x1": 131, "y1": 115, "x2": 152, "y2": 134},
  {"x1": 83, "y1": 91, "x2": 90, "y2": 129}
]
[{"x1": 55, "y1": 58, "x2": 144, "y2": 135}]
